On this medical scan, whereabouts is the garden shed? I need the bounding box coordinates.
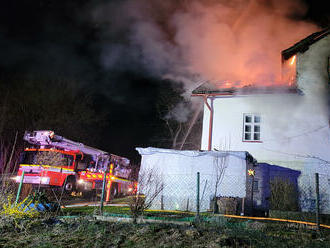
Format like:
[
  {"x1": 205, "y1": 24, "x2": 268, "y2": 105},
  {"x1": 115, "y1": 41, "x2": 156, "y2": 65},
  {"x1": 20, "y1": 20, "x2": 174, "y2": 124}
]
[{"x1": 136, "y1": 147, "x2": 256, "y2": 213}]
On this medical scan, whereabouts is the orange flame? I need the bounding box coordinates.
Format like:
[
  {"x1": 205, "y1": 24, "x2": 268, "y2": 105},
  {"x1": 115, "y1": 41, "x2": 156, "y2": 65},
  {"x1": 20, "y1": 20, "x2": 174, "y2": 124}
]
[{"x1": 290, "y1": 55, "x2": 296, "y2": 66}]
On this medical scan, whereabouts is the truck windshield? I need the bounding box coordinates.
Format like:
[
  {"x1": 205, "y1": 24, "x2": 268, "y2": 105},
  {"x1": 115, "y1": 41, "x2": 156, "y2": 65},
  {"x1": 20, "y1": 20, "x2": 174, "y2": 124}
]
[
  {"x1": 75, "y1": 155, "x2": 95, "y2": 171},
  {"x1": 21, "y1": 151, "x2": 73, "y2": 167}
]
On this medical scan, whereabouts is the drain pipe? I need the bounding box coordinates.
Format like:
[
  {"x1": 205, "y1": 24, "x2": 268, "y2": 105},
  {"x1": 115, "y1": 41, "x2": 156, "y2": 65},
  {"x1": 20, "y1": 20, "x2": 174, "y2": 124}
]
[{"x1": 203, "y1": 95, "x2": 213, "y2": 151}]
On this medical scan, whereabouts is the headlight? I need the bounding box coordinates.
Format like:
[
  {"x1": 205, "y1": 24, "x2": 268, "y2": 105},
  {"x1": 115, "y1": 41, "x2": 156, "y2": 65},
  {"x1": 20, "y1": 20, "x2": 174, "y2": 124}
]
[
  {"x1": 78, "y1": 179, "x2": 84, "y2": 184},
  {"x1": 12, "y1": 176, "x2": 20, "y2": 181}
]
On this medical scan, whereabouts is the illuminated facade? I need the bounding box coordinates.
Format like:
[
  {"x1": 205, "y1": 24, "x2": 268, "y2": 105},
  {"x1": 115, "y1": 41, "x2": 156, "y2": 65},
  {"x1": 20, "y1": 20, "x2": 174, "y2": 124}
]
[{"x1": 193, "y1": 29, "x2": 330, "y2": 212}]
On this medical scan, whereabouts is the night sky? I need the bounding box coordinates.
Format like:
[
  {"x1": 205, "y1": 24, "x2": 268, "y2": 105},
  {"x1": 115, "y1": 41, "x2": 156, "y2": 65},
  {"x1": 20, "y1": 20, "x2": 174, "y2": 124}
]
[{"x1": 0, "y1": 0, "x2": 328, "y2": 162}]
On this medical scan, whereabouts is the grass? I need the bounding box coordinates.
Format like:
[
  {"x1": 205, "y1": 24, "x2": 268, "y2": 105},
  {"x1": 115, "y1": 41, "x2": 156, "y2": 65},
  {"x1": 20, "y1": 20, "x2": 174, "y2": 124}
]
[
  {"x1": 61, "y1": 205, "x2": 196, "y2": 219},
  {"x1": 269, "y1": 210, "x2": 330, "y2": 225},
  {"x1": 2, "y1": 203, "x2": 330, "y2": 247},
  {"x1": 0, "y1": 217, "x2": 329, "y2": 248},
  {"x1": 2, "y1": 193, "x2": 330, "y2": 247}
]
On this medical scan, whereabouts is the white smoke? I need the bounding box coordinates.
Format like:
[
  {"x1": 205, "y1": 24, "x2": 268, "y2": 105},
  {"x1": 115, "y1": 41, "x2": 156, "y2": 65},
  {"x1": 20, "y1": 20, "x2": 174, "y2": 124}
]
[
  {"x1": 93, "y1": 0, "x2": 318, "y2": 86},
  {"x1": 165, "y1": 102, "x2": 191, "y2": 123},
  {"x1": 92, "y1": 0, "x2": 320, "y2": 122}
]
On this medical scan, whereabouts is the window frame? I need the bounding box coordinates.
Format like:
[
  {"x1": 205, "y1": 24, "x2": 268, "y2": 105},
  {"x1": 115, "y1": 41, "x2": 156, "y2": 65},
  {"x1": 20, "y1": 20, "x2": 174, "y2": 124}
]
[{"x1": 242, "y1": 114, "x2": 262, "y2": 143}]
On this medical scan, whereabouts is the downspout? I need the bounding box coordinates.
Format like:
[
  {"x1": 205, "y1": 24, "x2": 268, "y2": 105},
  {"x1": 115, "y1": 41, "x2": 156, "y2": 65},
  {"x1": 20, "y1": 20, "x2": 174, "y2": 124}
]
[{"x1": 203, "y1": 95, "x2": 213, "y2": 151}]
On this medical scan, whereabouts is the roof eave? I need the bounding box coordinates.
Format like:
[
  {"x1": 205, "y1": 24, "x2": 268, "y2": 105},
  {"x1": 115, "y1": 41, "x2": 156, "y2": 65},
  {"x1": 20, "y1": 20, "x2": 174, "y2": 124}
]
[
  {"x1": 191, "y1": 88, "x2": 301, "y2": 97},
  {"x1": 282, "y1": 28, "x2": 330, "y2": 60}
]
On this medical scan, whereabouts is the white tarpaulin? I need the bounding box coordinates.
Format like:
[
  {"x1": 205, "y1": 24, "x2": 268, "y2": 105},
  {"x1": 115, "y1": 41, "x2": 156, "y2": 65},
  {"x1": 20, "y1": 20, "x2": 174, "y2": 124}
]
[{"x1": 136, "y1": 147, "x2": 250, "y2": 211}]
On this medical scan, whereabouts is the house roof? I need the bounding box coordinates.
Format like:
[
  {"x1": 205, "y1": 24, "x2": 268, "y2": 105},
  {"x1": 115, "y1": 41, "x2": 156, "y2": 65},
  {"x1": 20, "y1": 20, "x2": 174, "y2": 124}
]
[
  {"x1": 192, "y1": 29, "x2": 329, "y2": 97},
  {"x1": 191, "y1": 81, "x2": 300, "y2": 96},
  {"x1": 281, "y1": 28, "x2": 330, "y2": 60}
]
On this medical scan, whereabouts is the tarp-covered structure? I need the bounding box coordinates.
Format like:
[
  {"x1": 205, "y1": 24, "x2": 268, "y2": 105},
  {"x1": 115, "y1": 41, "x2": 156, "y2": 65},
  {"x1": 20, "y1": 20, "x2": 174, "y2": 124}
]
[{"x1": 136, "y1": 147, "x2": 255, "y2": 212}]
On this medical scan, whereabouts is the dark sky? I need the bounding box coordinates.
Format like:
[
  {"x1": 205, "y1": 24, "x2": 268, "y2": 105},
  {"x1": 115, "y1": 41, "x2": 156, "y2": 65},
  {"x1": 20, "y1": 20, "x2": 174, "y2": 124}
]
[
  {"x1": 0, "y1": 0, "x2": 168, "y2": 162},
  {"x1": 0, "y1": 0, "x2": 328, "y2": 161}
]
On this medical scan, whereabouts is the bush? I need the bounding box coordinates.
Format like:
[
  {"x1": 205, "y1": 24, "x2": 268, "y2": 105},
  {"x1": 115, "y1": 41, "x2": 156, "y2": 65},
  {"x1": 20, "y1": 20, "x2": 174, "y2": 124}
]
[
  {"x1": 0, "y1": 194, "x2": 39, "y2": 219},
  {"x1": 270, "y1": 177, "x2": 299, "y2": 211}
]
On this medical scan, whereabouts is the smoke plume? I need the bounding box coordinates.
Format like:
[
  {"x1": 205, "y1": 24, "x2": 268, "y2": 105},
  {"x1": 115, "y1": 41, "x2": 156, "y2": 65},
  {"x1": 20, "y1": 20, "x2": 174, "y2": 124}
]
[{"x1": 93, "y1": 0, "x2": 318, "y2": 88}]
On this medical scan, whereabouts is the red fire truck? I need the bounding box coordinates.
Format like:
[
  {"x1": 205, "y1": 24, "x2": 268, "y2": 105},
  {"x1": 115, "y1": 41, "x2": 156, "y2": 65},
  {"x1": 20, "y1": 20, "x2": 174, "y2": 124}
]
[{"x1": 15, "y1": 130, "x2": 136, "y2": 201}]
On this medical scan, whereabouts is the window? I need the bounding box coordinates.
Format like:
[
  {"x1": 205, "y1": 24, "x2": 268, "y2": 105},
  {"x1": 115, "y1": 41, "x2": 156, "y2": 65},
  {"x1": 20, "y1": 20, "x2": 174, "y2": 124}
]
[
  {"x1": 243, "y1": 114, "x2": 261, "y2": 141},
  {"x1": 76, "y1": 154, "x2": 94, "y2": 171},
  {"x1": 253, "y1": 180, "x2": 259, "y2": 192},
  {"x1": 21, "y1": 151, "x2": 73, "y2": 167}
]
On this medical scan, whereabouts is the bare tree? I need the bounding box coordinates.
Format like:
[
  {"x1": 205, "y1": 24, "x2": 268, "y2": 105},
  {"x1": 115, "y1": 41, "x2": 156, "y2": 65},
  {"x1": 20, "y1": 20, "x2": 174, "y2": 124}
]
[
  {"x1": 212, "y1": 152, "x2": 229, "y2": 213},
  {"x1": 0, "y1": 133, "x2": 21, "y2": 175},
  {"x1": 0, "y1": 92, "x2": 9, "y2": 137},
  {"x1": 163, "y1": 115, "x2": 182, "y2": 149},
  {"x1": 155, "y1": 82, "x2": 203, "y2": 150},
  {"x1": 129, "y1": 168, "x2": 164, "y2": 223},
  {"x1": 157, "y1": 104, "x2": 203, "y2": 150}
]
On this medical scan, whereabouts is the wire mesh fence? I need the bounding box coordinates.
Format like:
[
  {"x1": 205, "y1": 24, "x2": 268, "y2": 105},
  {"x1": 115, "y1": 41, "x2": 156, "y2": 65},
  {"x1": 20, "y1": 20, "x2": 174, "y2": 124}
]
[
  {"x1": 295, "y1": 173, "x2": 329, "y2": 214},
  {"x1": 316, "y1": 173, "x2": 329, "y2": 214},
  {"x1": 142, "y1": 171, "x2": 330, "y2": 226},
  {"x1": 1, "y1": 170, "x2": 329, "y2": 226},
  {"x1": 148, "y1": 173, "x2": 247, "y2": 213}
]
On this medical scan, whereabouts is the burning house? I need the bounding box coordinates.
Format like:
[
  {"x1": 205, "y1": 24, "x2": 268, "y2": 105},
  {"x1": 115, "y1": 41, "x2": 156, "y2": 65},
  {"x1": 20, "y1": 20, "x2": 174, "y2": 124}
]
[{"x1": 192, "y1": 28, "x2": 330, "y2": 213}]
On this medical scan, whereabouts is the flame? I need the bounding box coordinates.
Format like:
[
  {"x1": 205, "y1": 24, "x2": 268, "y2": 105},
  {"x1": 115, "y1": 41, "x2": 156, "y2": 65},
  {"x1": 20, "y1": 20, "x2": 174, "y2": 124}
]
[
  {"x1": 212, "y1": 78, "x2": 291, "y2": 91},
  {"x1": 215, "y1": 80, "x2": 253, "y2": 89},
  {"x1": 290, "y1": 55, "x2": 296, "y2": 65},
  {"x1": 212, "y1": 54, "x2": 298, "y2": 89}
]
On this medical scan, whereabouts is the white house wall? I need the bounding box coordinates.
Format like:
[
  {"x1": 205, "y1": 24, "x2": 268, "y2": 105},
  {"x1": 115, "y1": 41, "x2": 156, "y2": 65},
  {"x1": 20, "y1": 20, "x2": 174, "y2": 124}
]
[
  {"x1": 297, "y1": 35, "x2": 330, "y2": 97},
  {"x1": 202, "y1": 93, "x2": 330, "y2": 164},
  {"x1": 201, "y1": 35, "x2": 330, "y2": 170}
]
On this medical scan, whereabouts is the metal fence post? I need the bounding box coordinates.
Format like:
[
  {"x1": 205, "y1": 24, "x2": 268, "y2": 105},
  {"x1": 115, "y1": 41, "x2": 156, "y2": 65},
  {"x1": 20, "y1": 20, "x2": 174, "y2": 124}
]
[
  {"x1": 161, "y1": 195, "x2": 164, "y2": 210},
  {"x1": 100, "y1": 171, "x2": 107, "y2": 214},
  {"x1": 196, "y1": 172, "x2": 200, "y2": 218},
  {"x1": 15, "y1": 171, "x2": 25, "y2": 204},
  {"x1": 315, "y1": 173, "x2": 320, "y2": 231}
]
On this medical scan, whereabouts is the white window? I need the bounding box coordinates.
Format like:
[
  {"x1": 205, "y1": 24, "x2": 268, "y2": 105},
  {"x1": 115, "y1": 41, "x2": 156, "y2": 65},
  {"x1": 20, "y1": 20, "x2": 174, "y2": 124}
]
[{"x1": 243, "y1": 114, "x2": 261, "y2": 141}]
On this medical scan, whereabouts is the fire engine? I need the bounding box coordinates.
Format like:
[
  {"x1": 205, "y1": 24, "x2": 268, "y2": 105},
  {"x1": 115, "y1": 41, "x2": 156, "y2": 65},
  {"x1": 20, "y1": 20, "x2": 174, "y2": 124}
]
[{"x1": 15, "y1": 130, "x2": 136, "y2": 201}]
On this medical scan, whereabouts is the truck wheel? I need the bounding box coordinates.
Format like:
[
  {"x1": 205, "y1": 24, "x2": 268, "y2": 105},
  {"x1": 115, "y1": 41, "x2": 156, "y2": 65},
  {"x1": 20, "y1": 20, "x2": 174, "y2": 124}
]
[{"x1": 64, "y1": 178, "x2": 76, "y2": 193}]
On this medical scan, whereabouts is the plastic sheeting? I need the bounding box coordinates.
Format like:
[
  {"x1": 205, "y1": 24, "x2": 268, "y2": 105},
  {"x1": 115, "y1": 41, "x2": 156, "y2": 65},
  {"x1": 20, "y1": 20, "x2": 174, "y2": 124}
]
[{"x1": 136, "y1": 147, "x2": 250, "y2": 211}]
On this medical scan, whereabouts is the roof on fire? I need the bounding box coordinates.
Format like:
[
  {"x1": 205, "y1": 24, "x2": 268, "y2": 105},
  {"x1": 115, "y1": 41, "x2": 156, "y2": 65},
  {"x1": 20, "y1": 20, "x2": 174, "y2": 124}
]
[
  {"x1": 191, "y1": 81, "x2": 301, "y2": 96},
  {"x1": 282, "y1": 28, "x2": 330, "y2": 60},
  {"x1": 192, "y1": 29, "x2": 330, "y2": 96}
]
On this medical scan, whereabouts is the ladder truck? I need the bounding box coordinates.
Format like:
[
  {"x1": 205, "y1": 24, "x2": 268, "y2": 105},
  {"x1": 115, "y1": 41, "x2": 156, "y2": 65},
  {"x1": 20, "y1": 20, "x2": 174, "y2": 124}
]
[{"x1": 15, "y1": 130, "x2": 136, "y2": 200}]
